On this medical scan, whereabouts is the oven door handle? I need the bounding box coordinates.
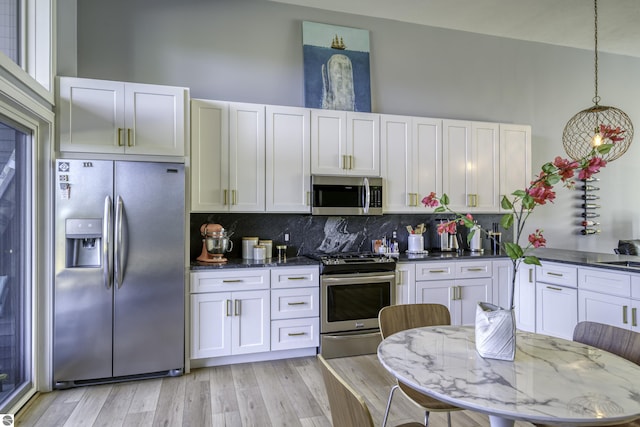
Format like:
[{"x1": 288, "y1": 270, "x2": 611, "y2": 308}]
[
  {"x1": 322, "y1": 272, "x2": 396, "y2": 286},
  {"x1": 362, "y1": 177, "x2": 370, "y2": 214}
]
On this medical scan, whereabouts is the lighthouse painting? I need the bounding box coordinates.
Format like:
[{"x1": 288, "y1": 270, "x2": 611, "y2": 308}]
[{"x1": 302, "y1": 21, "x2": 371, "y2": 112}]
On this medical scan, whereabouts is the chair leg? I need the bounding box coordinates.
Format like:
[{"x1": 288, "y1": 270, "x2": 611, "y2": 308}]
[
  {"x1": 424, "y1": 410, "x2": 430, "y2": 426},
  {"x1": 446, "y1": 411, "x2": 452, "y2": 427},
  {"x1": 382, "y1": 384, "x2": 399, "y2": 427}
]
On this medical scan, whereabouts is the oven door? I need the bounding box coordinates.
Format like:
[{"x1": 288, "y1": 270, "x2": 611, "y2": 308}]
[{"x1": 321, "y1": 271, "x2": 396, "y2": 334}]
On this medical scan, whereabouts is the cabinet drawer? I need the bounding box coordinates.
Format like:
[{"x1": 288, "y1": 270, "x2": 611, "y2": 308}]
[
  {"x1": 536, "y1": 262, "x2": 577, "y2": 288},
  {"x1": 455, "y1": 261, "x2": 492, "y2": 279},
  {"x1": 579, "y1": 267, "x2": 631, "y2": 297},
  {"x1": 190, "y1": 269, "x2": 270, "y2": 293},
  {"x1": 271, "y1": 318, "x2": 319, "y2": 351},
  {"x1": 270, "y1": 267, "x2": 319, "y2": 289},
  {"x1": 271, "y1": 288, "x2": 319, "y2": 320},
  {"x1": 415, "y1": 262, "x2": 455, "y2": 281}
]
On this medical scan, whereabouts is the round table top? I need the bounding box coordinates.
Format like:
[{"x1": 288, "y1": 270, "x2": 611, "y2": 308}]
[{"x1": 377, "y1": 325, "x2": 640, "y2": 426}]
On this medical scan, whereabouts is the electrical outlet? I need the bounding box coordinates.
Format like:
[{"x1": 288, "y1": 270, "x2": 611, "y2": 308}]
[{"x1": 284, "y1": 233, "x2": 290, "y2": 242}]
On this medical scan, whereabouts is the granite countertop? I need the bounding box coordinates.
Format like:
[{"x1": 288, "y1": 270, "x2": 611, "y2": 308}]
[{"x1": 190, "y1": 256, "x2": 319, "y2": 270}]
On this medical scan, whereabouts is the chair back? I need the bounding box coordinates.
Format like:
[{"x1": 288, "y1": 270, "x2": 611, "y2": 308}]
[
  {"x1": 573, "y1": 321, "x2": 640, "y2": 365},
  {"x1": 317, "y1": 354, "x2": 374, "y2": 427},
  {"x1": 379, "y1": 303, "x2": 451, "y2": 339}
]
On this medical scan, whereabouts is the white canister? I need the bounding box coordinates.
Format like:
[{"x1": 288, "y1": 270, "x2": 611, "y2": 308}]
[
  {"x1": 242, "y1": 237, "x2": 259, "y2": 259},
  {"x1": 408, "y1": 234, "x2": 424, "y2": 253},
  {"x1": 258, "y1": 240, "x2": 273, "y2": 259},
  {"x1": 253, "y1": 245, "x2": 266, "y2": 262}
]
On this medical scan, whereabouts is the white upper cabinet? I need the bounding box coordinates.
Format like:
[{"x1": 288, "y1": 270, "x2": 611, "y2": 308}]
[
  {"x1": 311, "y1": 109, "x2": 380, "y2": 176},
  {"x1": 381, "y1": 114, "x2": 442, "y2": 212},
  {"x1": 499, "y1": 124, "x2": 532, "y2": 210},
  {"x1": 191, "y1": 99, "x2": 265, "y2": 212},
  {"x1": 442, "y1": 120, "x2": 500, "y2": 212},
  {"x1": 57, "y1": 77, "x2": 187, "y2": 156},
  {"x1": 266, "y1": 106, "x2": 311, "y2": 213}
]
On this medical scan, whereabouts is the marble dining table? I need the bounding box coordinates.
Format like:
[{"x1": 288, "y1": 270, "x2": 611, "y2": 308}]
[{"x1": 377, "y1": 325, "x2": 640, "y2": 427}]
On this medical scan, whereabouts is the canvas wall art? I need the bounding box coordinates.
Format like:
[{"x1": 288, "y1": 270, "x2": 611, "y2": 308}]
[{"x1": 302, "y1": 21, "x2": 371, "y2": 112}]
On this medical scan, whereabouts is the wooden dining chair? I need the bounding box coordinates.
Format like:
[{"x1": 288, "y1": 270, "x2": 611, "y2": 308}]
[
  {"x1": 378, "y1": 304, "x2": 463, "y2": 427},
  {"x1": 534, "y1": 321, "x2": 640, "y2": 427},
  {"x1": 317, "y1": 354, "x2": 424, "y2": 427}
]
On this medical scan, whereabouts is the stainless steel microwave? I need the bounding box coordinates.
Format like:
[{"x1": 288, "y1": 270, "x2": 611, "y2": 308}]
[{"x1": 311, "y1": 175, "x2": 383, "y2": 215}]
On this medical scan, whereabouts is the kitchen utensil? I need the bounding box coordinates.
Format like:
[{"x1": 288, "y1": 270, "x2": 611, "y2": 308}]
[
  {"x1": 197, "y1": 223, "x2": 233, "y2": 263},
  {"x1": 407, "y1": 234, "x2": 424, "y2": 253},
  {"x1": 242, "y1": 237, "x2": 259, "y2": 259}
]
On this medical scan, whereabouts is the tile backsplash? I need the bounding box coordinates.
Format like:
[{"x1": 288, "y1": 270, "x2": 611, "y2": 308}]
[{"x1": 190, "y1": 213, "x2": 511, "y2": 261}]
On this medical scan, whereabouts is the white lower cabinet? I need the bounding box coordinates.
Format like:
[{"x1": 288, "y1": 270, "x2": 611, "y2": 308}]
[
  {"x1": 515, "y1": 265, "x2": 536, "y2": 332},
  {"x1": 191, "y1": 290, "x2": 270, "y2": 359},
  {"x1": 415, "y1": 261, "x2": 492, "y2": 326},
  {"x1": 578, "y1": 267, "x2": 639, "y2": 331},
  {"x1": 535, "y1": 262, "x2": 577, "y2": 340},
  {"x1": 190, "y1": 266, "x2": 319, "y2": 363},
  {"x1": 395, "y1": 262, "x2": 416, "y2": 304}
]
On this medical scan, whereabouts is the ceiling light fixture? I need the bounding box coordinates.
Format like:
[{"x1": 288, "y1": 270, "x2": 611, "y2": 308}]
[{"x1": 562, "y1": 0, "x2": 633, "y2": 162}]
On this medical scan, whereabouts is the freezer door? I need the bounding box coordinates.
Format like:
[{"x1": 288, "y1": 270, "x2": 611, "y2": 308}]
[
  {"x1": 113, "y1": 162, "x2": 185, "y2": 377},
  {"x1": 53, "y1": 159, "x2": 114, "y2": 383}
]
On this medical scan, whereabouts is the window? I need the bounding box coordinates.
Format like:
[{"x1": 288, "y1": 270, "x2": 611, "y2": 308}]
[
  {"x1": 0, "y1": 0, "x2": 20, "y2": 64},
  {"x1": 0, "y1": 117, "x2": 32, "y2": 412}
]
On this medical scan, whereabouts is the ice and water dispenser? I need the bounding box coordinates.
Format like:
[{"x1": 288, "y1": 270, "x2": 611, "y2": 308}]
[{"x1": 65, "y1": 218, "x2": 102, "y2": 268}]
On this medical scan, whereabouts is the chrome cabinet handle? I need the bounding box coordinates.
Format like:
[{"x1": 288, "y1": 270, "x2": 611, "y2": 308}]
[
  {"x1": 467, "y1": 268, "x2": 484, "y2": 272},
  {"x1": 546, "y1": 286, "x2": 562, "y2": 291},
  {"x1": 127, "y1": 128, "x2": 133, "y2": 147},
  {"x1": 223, "y1": 279, "x2": 243, "y2": 283},
  {"x1": 117, "y1": 128, "x2": 124, "y2": 147},
  {"x1": 232, "y1": 190, "x2": 237, "y2": 205},
  {"x1": 235, "y1": 299, "x2": 240, "y2": 316},
  {"x1": 429, "y1": 269, "x2": 447, "y2": 273},
  {"x1": 288, "y1": 332, "x2": 305, "y2": 337},
  {"x1": 226, "y1": 299, "x2": 232, "y2": 317},
  {"x1": 287, "y1": 301, "x2": 306, "y2": 306},
  {"x1": 623, "y1": 305, "x2": 629, "y2": 324},
  {"x1": 342, "y1": 155, "x2": 348, "y2": 169},
  {"x1": 306, "y1": 191, "x2": 310, "y2": 206},
  {"x1": 528, "y1": 269, "x2": 533, "y2": 283},
  {"x1": 287, "y1": 277, "x2": 307, "y2": 280},
  {"x1": 548, "y1": 272, "x2": 563, "y2": 277},
  {"x1": 224, "y1": 189, "x2": 228, "y2": 205},
  {"x1": 349, "y1": 155, "x2": 354, "y2": 170},
  {"x1": 633, "y1": 307, "x2": 638, "y2": 327}
]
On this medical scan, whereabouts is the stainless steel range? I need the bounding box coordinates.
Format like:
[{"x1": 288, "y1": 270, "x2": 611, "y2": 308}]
[{"x1": 307, "y1": 252, "x2": 396, "y2": 358}]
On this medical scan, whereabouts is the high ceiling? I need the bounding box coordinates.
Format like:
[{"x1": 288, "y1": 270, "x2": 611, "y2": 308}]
[{"x1": 269, "y1": 0, "x2": 640, "y2": 58}]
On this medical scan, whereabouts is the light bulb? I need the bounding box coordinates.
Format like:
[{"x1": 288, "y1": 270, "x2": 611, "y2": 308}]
[{"x1": 591, "y1": 132, "x2": 603, "y2": 147}]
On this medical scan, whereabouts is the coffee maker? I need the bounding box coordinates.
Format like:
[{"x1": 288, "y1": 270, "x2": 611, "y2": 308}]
[{"x1": 196, "y1": 223, "x2": 233, "y2": 263}]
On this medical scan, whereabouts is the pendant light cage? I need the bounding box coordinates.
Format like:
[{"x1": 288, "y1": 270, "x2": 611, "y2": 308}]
[
  {"x1": 562, "y1": 0, "x2": 633, "y2": 162},
  {"x1": 563, "y1": 105, "x2": 634, "y2": 161}
]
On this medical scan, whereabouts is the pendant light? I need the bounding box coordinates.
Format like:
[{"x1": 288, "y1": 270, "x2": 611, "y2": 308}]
[{"x1": 562, "y1": 0, "x2": 633, "y2": 162}]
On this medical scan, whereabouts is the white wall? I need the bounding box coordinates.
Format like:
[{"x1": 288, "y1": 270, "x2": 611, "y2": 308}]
[{"x1": 70, "y1": 0, "x2": 640, "y2": 253}]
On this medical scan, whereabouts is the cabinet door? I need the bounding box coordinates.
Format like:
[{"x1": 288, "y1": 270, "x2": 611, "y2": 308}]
[
  {"x1": 499, "y1": 124, "x2": 531, "y2": 211},
  {"x1": 458, "y1": 278, "x2": 492, "y2": 326},
  {"x1": 347, "y1": 112, "x2": 379, "y2": 176},
  {"x1": 415, "y1": 281, "x2": 453, "y2": 314},
  {"x1": 395, "y1": 263, "x2": 415, "y2": 304},
  {"x1": 492, "y1": 259, "x2": 514, "y2": 310},
  {"x1": 536, "y1": 284, "x2": 577, "y2": 340},
  {"x1": 578, "y1": 289, "x2": 630, "y2": 330},
  {"x1": 414, "y1": 117, "x2": 443, "y2": 212},
  {"x1": 190, "y1": 99, "x2": 229, "y2": 212},
  {"x1": 231, "y1": 290, "x2": 270, "y2": 355},
  {"x1": 124, "y1": 83, "x2": 186, "y2": 156},
  {"x1": 191, "y1": 293, "x2": 232, "y2": 359},
  {"x1": 266, "y1": 106, "x2": 311, "y2": 212},
  {"x1": 442, "y1": 119, "x2": 471, "y2": 210},
  {"x1": 229, "y1": 103, "x2": 265, "y2": 212},
  {"x1": 57, "y1": 77, "x2": 125, "y2": 154},
  {"x1": 470, "y1": 122, "x2": 500, "y2": 211},
  {"x1": 515, "y1": 265, "x2": 536, "y2": 332},
  {"x1": 381, "y1": 115, "x2": 413, "y2": 212},
  {"x1": 311, "y1": 109, "x2": 347, "y2": 175}
]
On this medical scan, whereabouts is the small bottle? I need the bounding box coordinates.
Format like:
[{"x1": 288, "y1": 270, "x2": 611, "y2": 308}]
[
  {"x1": 581, "y1": 229, "x2": 601, "y2": 235},
  {"x1": 581, "y1": 203, "x2": 601, "y2": 209},
  {"x1": 581, "y1": 185, "x2": 600, "y2": 191},
  {"x1": 391, "y1": 231, "x2": 398, "y2": 253},
  {"x1": 581, "y1": 212, "x2": 600, "y2": 218},
  {"x1": 581, "y1": 220, "x2": 600, "y2": 227},
  {"x1": 580, "y1": 194, "x2": 600, "y2": 200}
]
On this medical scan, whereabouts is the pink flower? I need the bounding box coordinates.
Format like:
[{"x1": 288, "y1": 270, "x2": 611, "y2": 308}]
[
  {"x1": 578, "y1": 157, "x2": 607, "y2": 180},
  {"x1": 421, "y1": 192, "x2": 439, "y2": 208},
  {"x1": 527, "y1": 184, "x2": 556, "y2": 205},
  {"x1": 553, "y1": 156, "x2": 579, "y2": 182},
  {"x1": 437, "y1": 221, "x2": 457, "y2": 235},
  {"x1": 600, "y1": 124, "x2": 625, "y2": 143},
  {"x1": 528, "y1": 229, "x2": 546, "y2": 248}
]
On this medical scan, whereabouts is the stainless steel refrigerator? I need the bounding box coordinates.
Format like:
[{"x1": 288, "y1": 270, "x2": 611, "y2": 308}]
[{"x1": 53, "y1": 159, "x2": 185, "y2": 388}]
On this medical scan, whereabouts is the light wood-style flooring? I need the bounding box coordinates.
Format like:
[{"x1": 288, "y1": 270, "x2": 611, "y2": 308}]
[{"x1": 15, "y1": 355, "x2": 533, "y2": 427}]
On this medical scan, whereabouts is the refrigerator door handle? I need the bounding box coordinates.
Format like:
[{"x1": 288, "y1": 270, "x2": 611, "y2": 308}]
[
  {"x1": 103, "y1": 196, "x2": 113, "y2": 290},
  {"x1": 114, "y1": 195, "x2": 127, "y2": 288}
]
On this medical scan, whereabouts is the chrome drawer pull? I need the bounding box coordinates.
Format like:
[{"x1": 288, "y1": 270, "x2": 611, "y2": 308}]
[
  {"x1": 546, "y1": 286, "x2": 562, "y2": 291},
  {"x1": 547, "y1": 272, "x2": 564, "y2": 277},
  {"x1": 288, "y1": 332, "x2": 306, "y2": 337},
  {"x1": 223, "y1": 279, "x2": 243, "y2": 283},
  {"x1": 287, "y1": 301, "x2": 306, "y2": 306},
  {"x1": 287, "y1": 277, "x2": 307, "y2": 280},
  {"x1": 429, "y1": 269, "x2": 447, "y2": 273},
  {"x1": 467, "y1": 268, "x2": 484, "y2": 272}
]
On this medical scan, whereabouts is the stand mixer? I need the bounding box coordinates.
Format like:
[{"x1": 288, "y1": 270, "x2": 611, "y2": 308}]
[{"x1": 196, "y1": 223, "x2": 233, "y2": 263}]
